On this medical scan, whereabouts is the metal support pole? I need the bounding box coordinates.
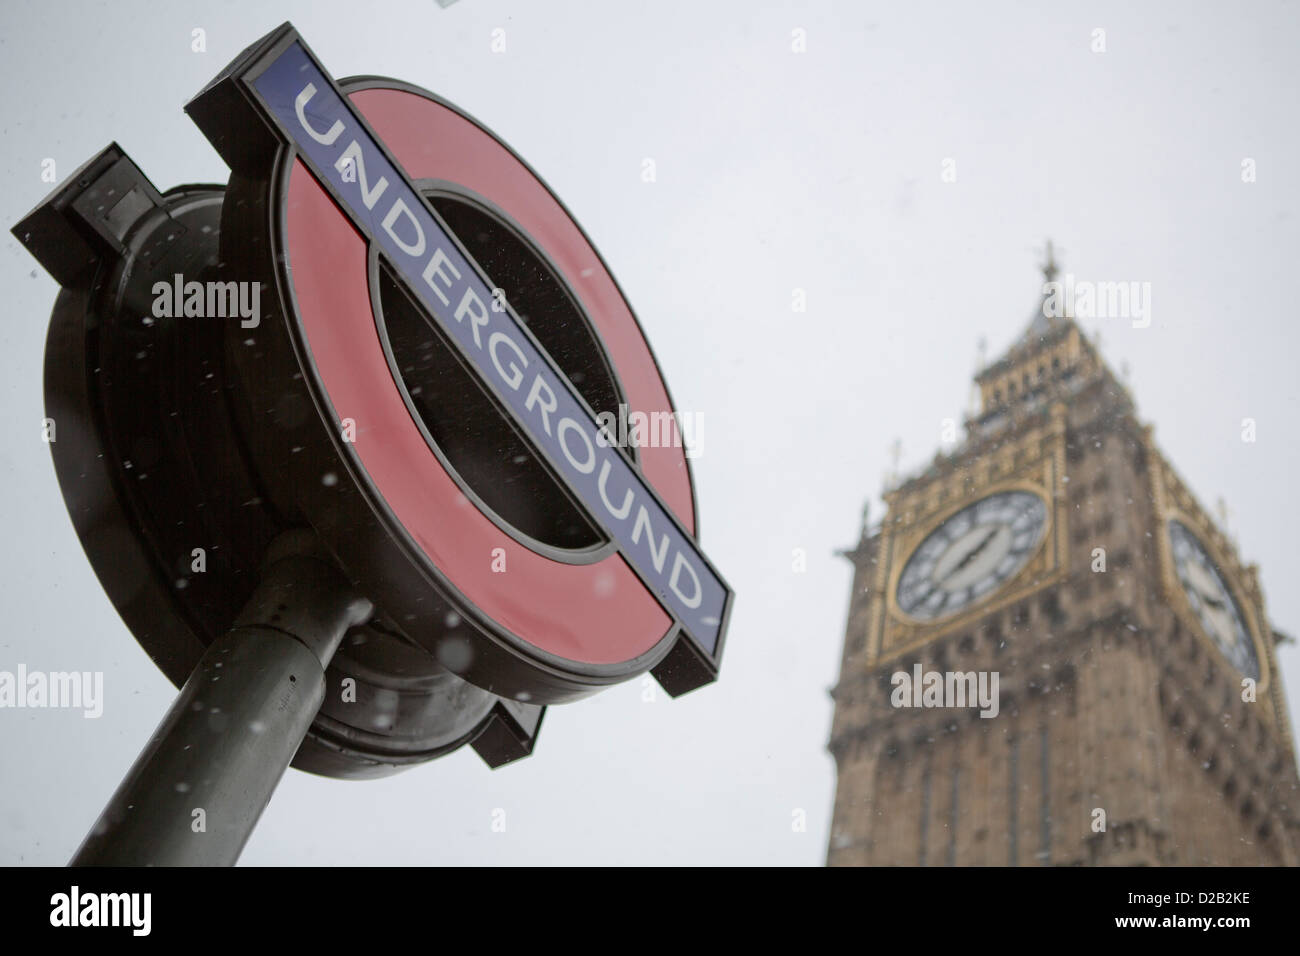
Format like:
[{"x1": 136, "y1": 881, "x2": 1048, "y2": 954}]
[{"x1": 70, "y1": 532, "x2": 373, "y2": 866}]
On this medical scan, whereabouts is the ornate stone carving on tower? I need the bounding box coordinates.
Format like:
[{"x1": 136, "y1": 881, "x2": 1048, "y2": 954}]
[{"x1": 826, "y1": 250, "x2": 1300, "y2": 866}]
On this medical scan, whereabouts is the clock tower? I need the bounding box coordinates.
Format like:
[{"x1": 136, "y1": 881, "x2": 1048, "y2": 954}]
[{"x1": 827, "y1": 252, "x2": 1300, "y2": 865}]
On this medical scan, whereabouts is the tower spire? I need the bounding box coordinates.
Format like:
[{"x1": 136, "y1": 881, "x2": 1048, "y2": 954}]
[{"x1": 1009, "y1": 240, "x2": 1066, "y2": 353}]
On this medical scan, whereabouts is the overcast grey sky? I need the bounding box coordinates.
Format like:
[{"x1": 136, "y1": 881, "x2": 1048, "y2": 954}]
[{"x1": 2, "y1": 0, "x2": 1298, "y2": 865}]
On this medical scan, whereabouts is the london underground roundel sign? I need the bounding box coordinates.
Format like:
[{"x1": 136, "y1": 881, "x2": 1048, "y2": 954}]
[{"x1": 187, "y1": 24, "x2": 732, "y2": 703}]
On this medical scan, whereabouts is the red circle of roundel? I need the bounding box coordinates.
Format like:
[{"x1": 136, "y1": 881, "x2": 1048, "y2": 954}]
[{"x1": 282, "y1": 84, "x2": 696, "y2": 666}]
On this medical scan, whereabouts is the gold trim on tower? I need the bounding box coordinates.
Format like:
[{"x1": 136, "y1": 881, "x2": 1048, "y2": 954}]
[
  {"x1": 865, "y1": 405, "x2": 1069, "y2": 666},
  {"x1": 886, "y1": 480, "x2": 1053, "y2": 625},
  {"x1": 1148, "y1": 445, "x2": 1272, "y2": 696}
]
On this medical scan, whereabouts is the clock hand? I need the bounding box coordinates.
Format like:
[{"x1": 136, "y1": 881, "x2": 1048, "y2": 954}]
[
  {"x1": 1184, "y1": 562, "x2": 1230, "y2": 618},
  {"x1": 1191, "y1": 587, "x2": 1240, "y2": 647},
  {"x1": 939, "y1": 527, "x2": 999, "y2": 585},
  {"x1": 1185, "y1": 560, "x2": 1221, "y2": 596}
]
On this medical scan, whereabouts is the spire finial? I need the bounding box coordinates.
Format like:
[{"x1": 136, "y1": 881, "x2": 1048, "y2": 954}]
[
  {"x1": 883, "y1": 437, "x2": 902, "y2": 490},
  {"x1": 1040, "y1": 239, "x2": 1059, "y2": 284}
]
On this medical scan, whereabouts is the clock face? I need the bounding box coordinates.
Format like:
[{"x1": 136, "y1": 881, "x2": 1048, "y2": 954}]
[
  {"x1": 895, "y1": 490, "x2": 1047, "y2": 621},
  {"x1": 1168, "y1": 520, "x2": 1259, "y2": 679}
]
